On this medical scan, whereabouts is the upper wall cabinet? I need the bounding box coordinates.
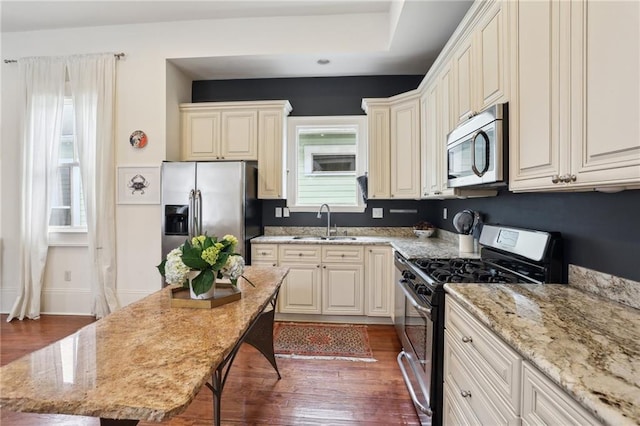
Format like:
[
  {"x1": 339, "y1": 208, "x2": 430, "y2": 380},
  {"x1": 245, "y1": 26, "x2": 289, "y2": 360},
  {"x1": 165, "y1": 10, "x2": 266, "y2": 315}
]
[
  {"x1": 257, "y1": 103, "x2": 292, "y2": 199},
  {"x1": 181, "y1": 103, "x2": 257, "y2": 160},
  {"x1": 363, "y1": 93, "x2": 421, "y2": 200},
  {"x1": 453, "y1": 0, "x2": 508, "y2": 125},
  {"x1": 390, "y1": 96, "x2": 421, "y2": 199},
  {"x1": 509, "y1": 0, "x2": 640, "y2": 192},
  {"x1": 180, "y1": 100, "x2": 292, "y2": 198}
]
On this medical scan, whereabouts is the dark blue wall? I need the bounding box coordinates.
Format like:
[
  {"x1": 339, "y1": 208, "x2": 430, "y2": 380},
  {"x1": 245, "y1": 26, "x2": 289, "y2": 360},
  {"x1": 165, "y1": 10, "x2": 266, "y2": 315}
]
[{"x1": 192, "y1": 76, "x2": 640, "y2": 282}]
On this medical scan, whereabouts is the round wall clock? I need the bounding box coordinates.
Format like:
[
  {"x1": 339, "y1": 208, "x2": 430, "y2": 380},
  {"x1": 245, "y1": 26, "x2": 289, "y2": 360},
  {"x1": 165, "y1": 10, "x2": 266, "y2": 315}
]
[{"x1": 129, "y1": 130, "x2": 148, "y2": 148}]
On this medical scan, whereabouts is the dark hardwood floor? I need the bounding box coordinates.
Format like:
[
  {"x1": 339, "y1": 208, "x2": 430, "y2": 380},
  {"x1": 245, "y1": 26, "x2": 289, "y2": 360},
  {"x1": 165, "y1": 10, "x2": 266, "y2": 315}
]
[{"x1": 1, "y1": 314, "x2": 420, "y2": 425}]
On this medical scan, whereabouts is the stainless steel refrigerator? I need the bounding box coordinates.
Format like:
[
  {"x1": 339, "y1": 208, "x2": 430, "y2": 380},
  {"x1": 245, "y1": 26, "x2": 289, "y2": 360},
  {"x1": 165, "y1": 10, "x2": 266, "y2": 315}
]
[{"x1": 161, "y1": 161, "x2": 262, "y2": 267}]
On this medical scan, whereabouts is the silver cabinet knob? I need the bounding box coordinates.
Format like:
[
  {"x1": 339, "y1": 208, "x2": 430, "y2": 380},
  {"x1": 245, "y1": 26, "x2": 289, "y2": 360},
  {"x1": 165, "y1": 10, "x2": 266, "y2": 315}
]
[
  {"x1": 460, "y1": 390, "x2": 472, "y2": 398},
  {"x1": 461, "y1": 336, "x2": 473, "y2": 343},
  {"x1": 563, "y1": 174, "x2": 576, "y2": 183},
  {"x1": 551, "y1": 174, "x2": 560, "y2": 184}
]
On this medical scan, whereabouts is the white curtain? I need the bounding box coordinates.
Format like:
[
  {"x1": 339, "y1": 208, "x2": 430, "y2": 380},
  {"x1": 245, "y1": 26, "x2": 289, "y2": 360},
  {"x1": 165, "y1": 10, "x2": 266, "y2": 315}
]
[
  {"x1": 8, "y1": 53, "x2": 119, "y2": 321},
  {"x1": 67, "y1": 54, "x2": 119, "y2": 318},
  {"x1": 8, "y1": 57, "x2": 67, "y2": 321}
]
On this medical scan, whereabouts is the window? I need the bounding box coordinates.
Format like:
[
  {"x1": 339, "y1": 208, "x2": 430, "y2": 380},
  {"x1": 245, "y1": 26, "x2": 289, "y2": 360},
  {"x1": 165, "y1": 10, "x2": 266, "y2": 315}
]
[
  {"x1": 287, "y1": 116, "x2": 367, "y2": 212},
  {"x1": 49, "y1": 98, "x2": 87, "y2": 232}
]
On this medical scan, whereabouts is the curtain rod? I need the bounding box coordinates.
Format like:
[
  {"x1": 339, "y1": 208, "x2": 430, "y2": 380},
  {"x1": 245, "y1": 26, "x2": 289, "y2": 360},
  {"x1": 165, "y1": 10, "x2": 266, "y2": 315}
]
[{"x1": 4, "y1": 52, "x2": 125, "y2": 64}]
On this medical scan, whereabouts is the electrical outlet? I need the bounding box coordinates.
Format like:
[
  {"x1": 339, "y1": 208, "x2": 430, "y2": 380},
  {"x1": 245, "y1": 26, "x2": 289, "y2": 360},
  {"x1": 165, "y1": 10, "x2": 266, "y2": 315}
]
[
  {"x1": 64, "y1": 271, "x2": 71, "y2": 282},
  {"x1": 443, "y1": 208, "x2": 448, "y2": 220},
  {"x1": 275, "y1": 207, "x2": 282, "y2": 218},
  {"x1": 372, "y1": 208, "x2": 383, "y2": 219},
  {"x1": 283, "y1": 207, "x2": 290, "y2": 217}
]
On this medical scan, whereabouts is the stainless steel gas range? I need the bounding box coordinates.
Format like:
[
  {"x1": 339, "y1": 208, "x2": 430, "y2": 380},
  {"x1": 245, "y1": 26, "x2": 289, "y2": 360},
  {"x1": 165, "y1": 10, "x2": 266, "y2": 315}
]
[{"x1": 394, "y1": 224, "x2": 563, "y2": 426}]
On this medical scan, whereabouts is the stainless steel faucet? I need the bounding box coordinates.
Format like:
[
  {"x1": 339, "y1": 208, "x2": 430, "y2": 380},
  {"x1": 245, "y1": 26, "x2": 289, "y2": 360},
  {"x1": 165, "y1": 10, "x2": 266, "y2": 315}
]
[{"x1": 317, "y1": 204, "x2": 331, "y2": 237}]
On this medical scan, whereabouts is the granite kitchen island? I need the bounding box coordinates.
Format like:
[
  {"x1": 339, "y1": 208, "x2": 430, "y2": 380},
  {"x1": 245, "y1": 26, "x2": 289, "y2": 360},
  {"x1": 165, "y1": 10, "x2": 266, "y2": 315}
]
[{"x1": 0, "y1": 266, "x2": 289, "y2": 425}]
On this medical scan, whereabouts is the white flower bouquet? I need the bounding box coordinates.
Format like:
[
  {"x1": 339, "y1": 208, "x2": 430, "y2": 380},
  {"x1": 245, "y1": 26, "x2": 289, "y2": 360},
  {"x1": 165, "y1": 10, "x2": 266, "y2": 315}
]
[{"x1": 157, "y1": 234, "x2": 252, "y2": 296}]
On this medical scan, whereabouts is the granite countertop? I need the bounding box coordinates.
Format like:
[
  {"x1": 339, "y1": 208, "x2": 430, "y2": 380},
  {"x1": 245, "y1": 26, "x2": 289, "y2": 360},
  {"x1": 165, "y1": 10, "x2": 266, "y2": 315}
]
[
  {"x1": 251, "y1": 234, "x2": 480, "y2": 260},
  {"x1": 444, "y1": 283, "x2": 640, "y2": 426},
  {"x1": 0, "y1": 266, "x2": 289, "y2": 422}
]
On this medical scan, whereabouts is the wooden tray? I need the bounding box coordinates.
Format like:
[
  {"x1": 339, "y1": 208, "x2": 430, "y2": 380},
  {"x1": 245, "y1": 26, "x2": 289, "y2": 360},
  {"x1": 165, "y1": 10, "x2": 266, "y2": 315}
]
[{"x1": 170, "y1": 282, "x2": 241, "y2": 309}]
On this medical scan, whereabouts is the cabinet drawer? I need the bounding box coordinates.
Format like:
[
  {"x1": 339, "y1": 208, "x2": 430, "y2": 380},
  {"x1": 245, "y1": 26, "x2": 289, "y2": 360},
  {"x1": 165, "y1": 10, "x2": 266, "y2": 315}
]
[
  {"x1": 279, "y1": 245, "x2": 321, "y2": 263},
  {"x1": 321, "y1": 245, "x2": 364, "y2": 263},
  {"x1": 251, "y1": 244, "x2": 278, "y2": 262},
  {"x1": 445, "y1": 296, "x2": 522, "y2": 413},
  {"x1": 444, "y1": 334, "x2": 520, "y2": 426},
  {"x1": 522, "y1": 362, "x2": 600, "y2": 426}
]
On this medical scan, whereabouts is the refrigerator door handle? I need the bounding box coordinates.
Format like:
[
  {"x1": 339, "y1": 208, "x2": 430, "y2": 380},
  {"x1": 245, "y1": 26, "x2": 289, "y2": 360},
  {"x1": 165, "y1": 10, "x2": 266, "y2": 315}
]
[
  {"x1": 189, "y1": 189, "x2": 196, "y2": 238},
  {"x1": 195, "y1": 189, "x2": 202, "y2": 236}
]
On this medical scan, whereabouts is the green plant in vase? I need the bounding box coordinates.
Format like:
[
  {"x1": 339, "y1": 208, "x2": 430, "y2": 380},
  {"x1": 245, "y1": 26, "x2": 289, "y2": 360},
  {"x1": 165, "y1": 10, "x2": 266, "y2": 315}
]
[{"x1": 157, "y1": 234, "x2": 249, "y2": 296}]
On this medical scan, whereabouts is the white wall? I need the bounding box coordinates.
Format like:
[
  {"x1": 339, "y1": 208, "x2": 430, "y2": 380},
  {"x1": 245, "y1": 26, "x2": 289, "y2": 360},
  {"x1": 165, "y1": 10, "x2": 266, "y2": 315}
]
[{"x1": 0, "y1": 13, "x2": 390, "y2": 314}]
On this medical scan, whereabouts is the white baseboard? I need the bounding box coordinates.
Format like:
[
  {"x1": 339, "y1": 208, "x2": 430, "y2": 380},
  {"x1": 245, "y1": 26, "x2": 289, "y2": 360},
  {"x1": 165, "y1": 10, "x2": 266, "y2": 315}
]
[{"x1": 1, "y1": 287, "x2": 156, "y2": 315}]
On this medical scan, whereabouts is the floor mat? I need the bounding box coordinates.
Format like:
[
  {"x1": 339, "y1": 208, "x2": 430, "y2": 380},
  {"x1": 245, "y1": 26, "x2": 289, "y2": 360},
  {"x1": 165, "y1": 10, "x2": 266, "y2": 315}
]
[{"x1": 273, "y1": 322, "x2": 376, "y2": 362}]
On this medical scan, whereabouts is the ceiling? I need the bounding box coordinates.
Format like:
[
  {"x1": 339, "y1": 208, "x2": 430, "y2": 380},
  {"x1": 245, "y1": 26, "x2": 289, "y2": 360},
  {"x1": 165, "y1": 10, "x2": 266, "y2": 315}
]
[{"x1": 1, "y1": 0, "x2": 473, "y2": 80}]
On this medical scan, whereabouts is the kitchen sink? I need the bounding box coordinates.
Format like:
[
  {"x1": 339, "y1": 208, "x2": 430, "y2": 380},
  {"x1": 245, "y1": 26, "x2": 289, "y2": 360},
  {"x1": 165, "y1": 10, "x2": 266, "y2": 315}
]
[
  {"x1": 291, "y1": 236, "x2": 357, "y2": 241},
  {"x1": 292, "y1": 236, "x2": 327, "y2": 240}
]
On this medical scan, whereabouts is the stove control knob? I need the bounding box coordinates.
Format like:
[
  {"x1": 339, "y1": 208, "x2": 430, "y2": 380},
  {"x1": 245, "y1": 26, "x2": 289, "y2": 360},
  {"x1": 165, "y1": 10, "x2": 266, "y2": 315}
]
[{"x1": 401, "y1": 270, "x2": 415, "y2": 280}]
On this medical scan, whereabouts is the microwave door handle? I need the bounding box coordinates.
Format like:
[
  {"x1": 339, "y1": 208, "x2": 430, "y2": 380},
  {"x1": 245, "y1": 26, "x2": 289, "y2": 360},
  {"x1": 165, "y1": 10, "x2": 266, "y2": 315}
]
[{"x1": 471, "y1": 130, "x2": 491, "y2": 177}]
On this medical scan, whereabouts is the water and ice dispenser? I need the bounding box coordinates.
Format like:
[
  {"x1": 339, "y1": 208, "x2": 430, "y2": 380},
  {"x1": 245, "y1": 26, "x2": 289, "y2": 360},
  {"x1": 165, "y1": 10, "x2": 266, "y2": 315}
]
[{"x1": 164, "y1": 205, "x2": 189, "y2": 235}]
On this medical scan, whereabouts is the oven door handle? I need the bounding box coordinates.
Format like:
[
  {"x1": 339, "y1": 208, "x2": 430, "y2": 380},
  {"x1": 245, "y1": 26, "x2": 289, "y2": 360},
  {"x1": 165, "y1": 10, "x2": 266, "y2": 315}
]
[
  {"x1": 397, "y1": 351, "x2": 433, "y2": 417},
  {"x1": 397, "y1": 278, "x2": 433, "y2": 320}
]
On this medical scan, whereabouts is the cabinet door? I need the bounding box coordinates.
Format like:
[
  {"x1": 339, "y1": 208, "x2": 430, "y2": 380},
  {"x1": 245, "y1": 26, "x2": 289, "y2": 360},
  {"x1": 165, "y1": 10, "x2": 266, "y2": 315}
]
[
  {"x1": 453, "y1": 35, "x2": 474, "y2": 125},
  {"x1": 422, "y1": 84, "x2": 440, "y2": 197},
  {"x1": 367, "y1": 106, "x2": 391, "y2": 199},
  {"x1": 475, "y1": 1, "x2": 508, "y2": 110},
  {"x1": 278, "y1": 262, "x2": 322, "y2": 314},
  {"x1": 509, "y1": 0, "x2": 566, "y2": 191},
  {"x1": 522, "y1": 361, "x2": 600, "y2": 426},
  {"x1": 322, "y1": 263, "x2": 364, "y2": 315},
  {"x1": 258, "y1": 109, "x2": 286, "y2": 199},
  {"x1": 390, "y1": 98, "x2": 421, "y2": 199},
  {"x1": 569, "y1": 0, "x2": 640, "y2": 188},
  {"x1": 221, "y1": 110, "x2": 258, "y2": 160},
  {"x1": 182, "y1": 110, "x2": 221, "y2": 160},
  {"x1": 365, "y1": 246, "x2": 392, "y2": 317}
]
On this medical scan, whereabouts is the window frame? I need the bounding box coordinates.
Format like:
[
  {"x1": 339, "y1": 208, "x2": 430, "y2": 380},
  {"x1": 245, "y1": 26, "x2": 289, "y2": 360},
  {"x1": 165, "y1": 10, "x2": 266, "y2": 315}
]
[
  {"x1": 286, "y1": 116, "x2": 367, "y2": 213},
  {"x1": 48, "y1": 96, "x2": 88, "y2": 246}
]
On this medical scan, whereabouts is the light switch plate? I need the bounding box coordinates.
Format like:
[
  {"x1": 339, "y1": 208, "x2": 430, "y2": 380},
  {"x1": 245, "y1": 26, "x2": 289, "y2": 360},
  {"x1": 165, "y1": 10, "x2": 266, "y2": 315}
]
[
  {"x1": 372, "y1": 208, "x2": 383, "y2": 219},
  {"x1": 283, "y1": 207, "x2": 290, "y2": 217},
  {"x1": 275, "y1": 207, "x2": 282, "y2": 218}
]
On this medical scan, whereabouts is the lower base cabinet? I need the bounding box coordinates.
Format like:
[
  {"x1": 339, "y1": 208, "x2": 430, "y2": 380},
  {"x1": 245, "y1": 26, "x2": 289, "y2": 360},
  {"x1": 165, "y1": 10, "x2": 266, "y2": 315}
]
[
  {"x1": 444, "y1": 295, "x2": 601, "y2": 426},
  {"x1": 251, "y1": 243, "x2": 391, "y2": 317}
]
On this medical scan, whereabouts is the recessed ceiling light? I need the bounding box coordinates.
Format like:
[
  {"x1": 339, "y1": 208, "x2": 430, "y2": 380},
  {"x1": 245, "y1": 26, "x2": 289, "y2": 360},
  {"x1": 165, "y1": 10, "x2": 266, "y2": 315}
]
[{"x1": 317, "y1": 59, "x2": 330, "y2": 65}]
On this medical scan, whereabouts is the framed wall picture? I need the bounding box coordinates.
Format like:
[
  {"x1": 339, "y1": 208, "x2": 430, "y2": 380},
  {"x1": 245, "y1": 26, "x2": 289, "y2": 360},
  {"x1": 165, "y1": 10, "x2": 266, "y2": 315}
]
[{"x1": 117, "y1": 165, "x2": 161, "y2": 204}]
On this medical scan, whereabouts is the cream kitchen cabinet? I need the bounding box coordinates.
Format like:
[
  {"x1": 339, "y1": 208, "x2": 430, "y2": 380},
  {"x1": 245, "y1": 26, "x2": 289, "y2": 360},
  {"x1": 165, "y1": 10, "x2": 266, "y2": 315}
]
[
  {"x1": 180, "y1": 102, "x2": 257, "y2": 161},
  {"x1": 253, "y1": 242, "x2": 392, "y2": 318},
  {"x1": 509, "y1": 0, "x2": 640, "y2": 192},
  {"x1": 445, "y1": 295, "x2": 601, "y2": 426},
  {"x1": 390, "y1": 95, "x2": 421, "y2": 199},
  {"x1": 452, "y1": 0, "x2": 508, "y2": 125},
  {"x1": 362, "y1": 92, "x2": 421, "y2": 199},
  {"x1": 521, "y1": 361, "x2": 600, "y2": 426},
  {"x1": 180, "y1": 100, "x2": 292, "y2": 198},
  {"x1": 364, "y1": 104, "x2": 391, "y2": 199},
  {"x1": 444, "y1": 294, "x2": 521, "y2": 425},
  {"x1": 321, "y1": 245, "x2": 365, "y2": 315},
  {"x1": 250, "y1": 244, "x2": 278, "y2": 267},
  {"x1": 364, "y1": 246, "x2": 393, "y2": 317},
  {"x1": 277, "y1": 245, "x2": 323, "y2": 314},
  {"x1": 257, "y1": 102, "x2": 292, "y2": 199}
]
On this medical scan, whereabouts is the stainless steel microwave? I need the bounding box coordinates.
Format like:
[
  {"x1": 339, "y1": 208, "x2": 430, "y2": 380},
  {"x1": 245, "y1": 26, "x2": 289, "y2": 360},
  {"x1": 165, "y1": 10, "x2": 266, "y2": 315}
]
[{"x1": 446, "y1": 103, "x2": 507, "y2": 188}]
